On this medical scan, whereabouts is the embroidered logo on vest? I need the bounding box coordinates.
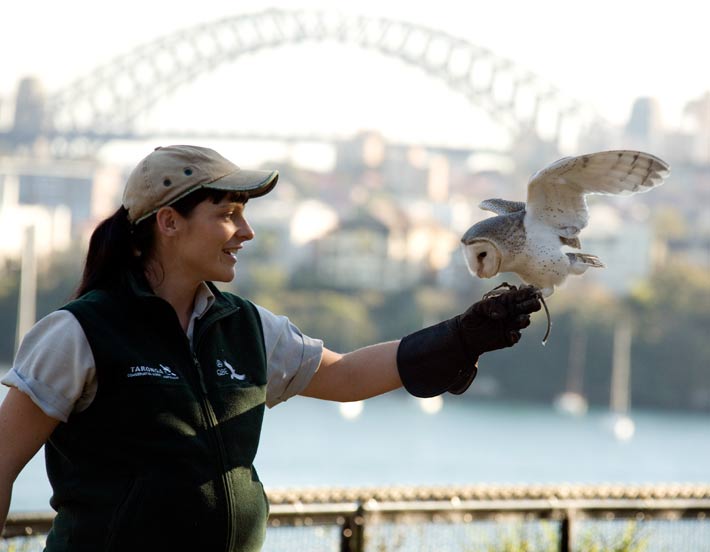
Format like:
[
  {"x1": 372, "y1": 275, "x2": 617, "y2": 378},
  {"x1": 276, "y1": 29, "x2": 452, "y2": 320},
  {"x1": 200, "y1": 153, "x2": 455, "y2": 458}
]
[
  {"x1": 216, "y1": 359, "x2": 246, "y2": 381},
  {"x1": 127, "y1": 364, "x2": 180, "y2": 380}
]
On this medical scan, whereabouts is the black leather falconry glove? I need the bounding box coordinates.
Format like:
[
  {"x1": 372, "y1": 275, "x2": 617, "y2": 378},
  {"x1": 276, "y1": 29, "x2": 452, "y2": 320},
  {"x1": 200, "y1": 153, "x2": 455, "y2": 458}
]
[{"x1": 397, "y1": 286, "x2": 542, "y2": 397}]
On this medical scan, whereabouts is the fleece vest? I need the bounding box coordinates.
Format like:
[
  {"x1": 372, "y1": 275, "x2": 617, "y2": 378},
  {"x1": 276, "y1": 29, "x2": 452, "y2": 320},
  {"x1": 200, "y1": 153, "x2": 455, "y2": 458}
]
[{"x1": 44, "y1": 275, "x2": 268, "y2": 552}]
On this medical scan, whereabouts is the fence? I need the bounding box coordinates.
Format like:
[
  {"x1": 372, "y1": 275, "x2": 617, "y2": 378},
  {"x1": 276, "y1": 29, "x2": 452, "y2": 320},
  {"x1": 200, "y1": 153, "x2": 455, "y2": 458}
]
[{"x1": 4, "y1": 484, "x2": 710, "y2": 551}]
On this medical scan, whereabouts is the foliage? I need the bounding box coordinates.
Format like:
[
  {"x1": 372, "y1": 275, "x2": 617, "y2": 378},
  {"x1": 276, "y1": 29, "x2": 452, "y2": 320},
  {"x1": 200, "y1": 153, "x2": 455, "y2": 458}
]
[
  {"x1": 0, "y1": 251, "x2": 82, "y2": 364},
  {"x1": 0, "y1": 535, "x2": 47, "y2": 552},
  {"x1": 2, "y1": 245, "x2": 710, "y2": 411},
  {"x1": 0, "y1": 271, "x2": 19, "y2": 364},
  {"x1": 626, "y1": 263, "x2": 710, "y2": 409},
  {"x1": 576, "y1": 522, "x2": 649, "y2": 552},
  {"x1": 474, "y1": 520, "x2": 648, "y2": 552},
  {"x1": 481, "y1": 521, "x2": 559, "y2": 552},
  {"x1": 249, "y1": 288, "x2": 378, "y2": 353}
]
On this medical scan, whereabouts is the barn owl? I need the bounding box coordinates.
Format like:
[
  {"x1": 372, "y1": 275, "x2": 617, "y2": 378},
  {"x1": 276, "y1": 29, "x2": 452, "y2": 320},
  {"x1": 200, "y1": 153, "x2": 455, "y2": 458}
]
[{"x1": 461, "y1": 150, "x2": 670, "y2": 298}]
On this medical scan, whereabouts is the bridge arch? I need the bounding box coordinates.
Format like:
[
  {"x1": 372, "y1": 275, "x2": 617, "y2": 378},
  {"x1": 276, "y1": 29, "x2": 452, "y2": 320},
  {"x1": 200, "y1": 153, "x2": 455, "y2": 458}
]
[{"x1": 43, "y1": 9, "x2": 598, "y2": 154}]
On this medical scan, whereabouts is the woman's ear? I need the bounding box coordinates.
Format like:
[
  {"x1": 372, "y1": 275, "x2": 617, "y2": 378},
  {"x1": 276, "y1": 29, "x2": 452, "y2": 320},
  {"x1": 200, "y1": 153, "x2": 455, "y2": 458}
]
[{"x1": 155, "y1": 207, "x2": 181, "y2": 236}]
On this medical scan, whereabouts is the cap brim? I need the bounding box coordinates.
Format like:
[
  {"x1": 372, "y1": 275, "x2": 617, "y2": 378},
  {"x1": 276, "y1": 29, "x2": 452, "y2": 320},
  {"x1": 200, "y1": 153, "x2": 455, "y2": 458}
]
[{"x1": 205, "y1": 168, "x2": 279, "y2": 198}]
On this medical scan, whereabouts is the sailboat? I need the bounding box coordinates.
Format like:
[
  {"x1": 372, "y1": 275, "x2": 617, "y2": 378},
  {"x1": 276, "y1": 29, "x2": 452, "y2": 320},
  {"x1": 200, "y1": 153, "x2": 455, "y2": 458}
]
[
  {"x1": 609, "y1": 318, "x2": 635, "y2": 441},
  {"x1": 554, "y1": 322, "x2": 589, "y2": 416}
]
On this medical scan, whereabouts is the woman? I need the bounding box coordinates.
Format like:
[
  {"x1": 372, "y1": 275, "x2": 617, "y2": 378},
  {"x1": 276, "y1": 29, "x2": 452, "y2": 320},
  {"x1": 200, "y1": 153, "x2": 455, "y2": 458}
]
[{"x1": 0, "y1": 145, "x2": 540, "y2": 551}]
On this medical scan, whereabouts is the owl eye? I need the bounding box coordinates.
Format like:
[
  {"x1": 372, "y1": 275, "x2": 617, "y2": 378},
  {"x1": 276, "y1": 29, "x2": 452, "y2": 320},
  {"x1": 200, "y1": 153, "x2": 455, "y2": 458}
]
[{"x1": 478, "y1": 251, "x2": 487, "y2": 260}]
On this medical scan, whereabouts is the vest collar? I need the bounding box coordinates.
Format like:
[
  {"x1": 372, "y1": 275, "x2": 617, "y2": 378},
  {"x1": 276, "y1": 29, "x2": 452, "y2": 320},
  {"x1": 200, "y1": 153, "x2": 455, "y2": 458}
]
[
  {"x1": 125, "y1": 270, "x2": 158, "y2": 299},
  {"x1": 124, "y1": 271, "x2": 239, "y2": 321}
]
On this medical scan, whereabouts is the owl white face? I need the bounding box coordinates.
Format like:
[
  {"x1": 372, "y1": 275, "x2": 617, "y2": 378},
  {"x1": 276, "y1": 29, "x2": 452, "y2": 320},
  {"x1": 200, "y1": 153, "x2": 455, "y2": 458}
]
[{"x1": 463, "y1": 240, "x2": 502, "y2": 279}]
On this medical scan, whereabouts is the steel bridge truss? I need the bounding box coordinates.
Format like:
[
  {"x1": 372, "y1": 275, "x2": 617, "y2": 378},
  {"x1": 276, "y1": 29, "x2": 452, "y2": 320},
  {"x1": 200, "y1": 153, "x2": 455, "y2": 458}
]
[{"x1": 43, "y1": 9, "x2": 601, "y2": 156}]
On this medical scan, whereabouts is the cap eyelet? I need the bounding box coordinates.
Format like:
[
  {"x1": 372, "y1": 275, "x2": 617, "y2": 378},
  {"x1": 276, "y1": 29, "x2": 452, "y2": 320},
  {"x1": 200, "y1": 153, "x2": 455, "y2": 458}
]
[
  {"x1": 184, "y1": 168, "x2": 193, "y2": 176},
  {"x1": 163, "y1": 179, "x2": 172, "y2": 187}
]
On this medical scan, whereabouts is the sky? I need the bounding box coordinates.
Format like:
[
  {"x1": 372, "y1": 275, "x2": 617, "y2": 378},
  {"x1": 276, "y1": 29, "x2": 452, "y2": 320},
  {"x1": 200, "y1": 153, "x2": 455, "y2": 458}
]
[{"x1": 1, "y1": 0, "x2": 708, "y2": 165}]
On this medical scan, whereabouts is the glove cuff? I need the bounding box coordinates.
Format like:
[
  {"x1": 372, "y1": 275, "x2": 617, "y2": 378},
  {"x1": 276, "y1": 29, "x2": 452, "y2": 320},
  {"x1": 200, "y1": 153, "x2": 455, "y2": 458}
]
[
  {"x1": 448, "y1": 360, "x2": 479, "y2": 395},
  {"x1": 397, "y1": 318, "x2": 478, "y2": 397}
]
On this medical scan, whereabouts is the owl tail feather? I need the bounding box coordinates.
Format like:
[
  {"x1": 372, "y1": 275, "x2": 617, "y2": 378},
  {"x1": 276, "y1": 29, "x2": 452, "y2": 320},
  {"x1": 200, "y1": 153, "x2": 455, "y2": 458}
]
[{"x1": 567, "y1": 253, "x2": 605, "y2": 274}]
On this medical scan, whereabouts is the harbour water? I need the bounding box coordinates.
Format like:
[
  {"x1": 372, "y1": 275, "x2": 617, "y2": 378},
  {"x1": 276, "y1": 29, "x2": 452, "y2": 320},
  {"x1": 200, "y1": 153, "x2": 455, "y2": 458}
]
[{"x1": 3, "y1": 382, "x2": 710, "y2": 513}]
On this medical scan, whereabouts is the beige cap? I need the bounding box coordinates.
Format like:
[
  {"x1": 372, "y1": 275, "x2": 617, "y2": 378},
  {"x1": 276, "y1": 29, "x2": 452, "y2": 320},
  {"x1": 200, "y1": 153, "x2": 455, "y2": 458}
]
[{"x1": 122, "y1": 145, "x2": 279, "y2": 223}]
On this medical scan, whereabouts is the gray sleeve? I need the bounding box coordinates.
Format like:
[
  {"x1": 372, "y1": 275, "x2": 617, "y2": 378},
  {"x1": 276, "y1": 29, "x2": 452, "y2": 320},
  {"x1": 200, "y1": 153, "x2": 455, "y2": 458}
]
[
  {"x1": 254, "y1": 304, "x2": 323, "y2": 408},
  {"x1": 0, "y1": 310, "x2": 97, "y2": 422}
]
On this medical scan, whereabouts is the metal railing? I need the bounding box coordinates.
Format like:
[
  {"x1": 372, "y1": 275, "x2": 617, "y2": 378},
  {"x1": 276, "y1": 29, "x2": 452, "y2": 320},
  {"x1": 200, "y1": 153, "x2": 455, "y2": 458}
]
[{"x1": 4, "y1": 484, "x2": 710, "y2": 551}]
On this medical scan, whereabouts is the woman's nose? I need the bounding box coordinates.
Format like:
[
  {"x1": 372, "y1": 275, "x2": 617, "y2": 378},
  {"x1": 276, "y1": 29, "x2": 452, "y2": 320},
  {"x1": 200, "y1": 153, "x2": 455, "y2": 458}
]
[{"x1": 236, "y1": 215, "x2": 255, "y2": 241}]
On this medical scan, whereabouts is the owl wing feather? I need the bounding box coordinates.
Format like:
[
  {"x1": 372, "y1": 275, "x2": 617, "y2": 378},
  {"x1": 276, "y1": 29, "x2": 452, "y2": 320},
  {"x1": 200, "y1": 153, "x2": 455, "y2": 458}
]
[
  {"x1": 525, "y1": 150, "x2": 670, "y2": 237},
  {"x1": 479, "y1": 198, "x2": 526, "y2": 215}
]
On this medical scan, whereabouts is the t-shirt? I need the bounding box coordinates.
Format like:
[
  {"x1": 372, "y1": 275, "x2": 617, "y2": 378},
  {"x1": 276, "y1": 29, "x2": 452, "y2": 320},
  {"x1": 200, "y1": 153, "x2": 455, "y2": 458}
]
[{"x1": 1, "y1": 282, "x2": 323, "y2": 421}]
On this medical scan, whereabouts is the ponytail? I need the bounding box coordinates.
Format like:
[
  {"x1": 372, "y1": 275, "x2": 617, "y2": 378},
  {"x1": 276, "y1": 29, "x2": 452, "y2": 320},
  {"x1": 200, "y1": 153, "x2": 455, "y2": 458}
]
[{"x1": 74, "y1": 207, "x2": 154, "y2": 298}]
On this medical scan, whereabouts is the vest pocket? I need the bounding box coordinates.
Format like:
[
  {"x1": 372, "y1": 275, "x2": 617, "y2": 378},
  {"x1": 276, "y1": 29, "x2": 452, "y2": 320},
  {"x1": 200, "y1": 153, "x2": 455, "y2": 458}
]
[
  {"x1": 104, "y1": 476, "x2": 143, "y2": 551},
  {"x1": 252, "y1": 465, "x2": 270, "y2": 518},
  {"x1": 101, "y1": 474, "x2": 225, "y2": 551}
]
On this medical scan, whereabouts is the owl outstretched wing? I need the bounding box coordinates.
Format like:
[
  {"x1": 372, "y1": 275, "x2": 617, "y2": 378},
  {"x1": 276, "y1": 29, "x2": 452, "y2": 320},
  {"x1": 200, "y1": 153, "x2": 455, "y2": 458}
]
[{"x1": 525, "y1": 150, "x2": 670, "y2": 238}]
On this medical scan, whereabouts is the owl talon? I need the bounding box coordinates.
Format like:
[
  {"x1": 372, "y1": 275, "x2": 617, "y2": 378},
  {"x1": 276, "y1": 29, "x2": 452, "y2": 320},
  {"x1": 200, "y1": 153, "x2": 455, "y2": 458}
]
[
  {"x1": 482, "y1": 284, "x2": 552, "y2": 345},
  {"x1": 482, "y1": 282, "x2": 518, "y2": 300}
]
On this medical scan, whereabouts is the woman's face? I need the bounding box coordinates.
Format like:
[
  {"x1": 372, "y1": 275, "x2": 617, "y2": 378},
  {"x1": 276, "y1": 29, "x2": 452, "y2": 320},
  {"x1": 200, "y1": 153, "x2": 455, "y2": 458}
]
[{"x1": 171, "y1": 196, "x2": 255, "y2": 283}]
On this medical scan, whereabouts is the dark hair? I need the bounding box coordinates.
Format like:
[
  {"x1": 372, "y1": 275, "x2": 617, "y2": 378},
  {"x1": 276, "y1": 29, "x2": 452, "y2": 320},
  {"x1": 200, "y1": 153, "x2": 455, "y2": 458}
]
[{"x1": 74, "y1": 188, "x2": 249, "y2": 297}]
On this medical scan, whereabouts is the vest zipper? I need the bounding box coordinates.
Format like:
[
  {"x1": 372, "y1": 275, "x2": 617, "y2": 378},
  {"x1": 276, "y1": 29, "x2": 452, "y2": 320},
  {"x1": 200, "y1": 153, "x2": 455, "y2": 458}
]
[
  {"x1": 193, "y1": 353, "x2": 209, "y2": 395},
  {"x1": 171, "y1": 301, "x2": 241, "y2": 552},
  {"x1": 191, "y1": 353, "x2": 238, "y2": 552},
  {"x1": 130, "y1": 283, "x2": 244, "y2": 551}
]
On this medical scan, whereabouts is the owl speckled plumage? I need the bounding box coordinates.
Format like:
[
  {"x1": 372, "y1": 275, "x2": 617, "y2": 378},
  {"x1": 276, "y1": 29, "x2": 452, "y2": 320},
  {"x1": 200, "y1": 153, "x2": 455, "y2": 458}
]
[{"x1": 461, "y1": 150, "x2": 670, "y2": 297}]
